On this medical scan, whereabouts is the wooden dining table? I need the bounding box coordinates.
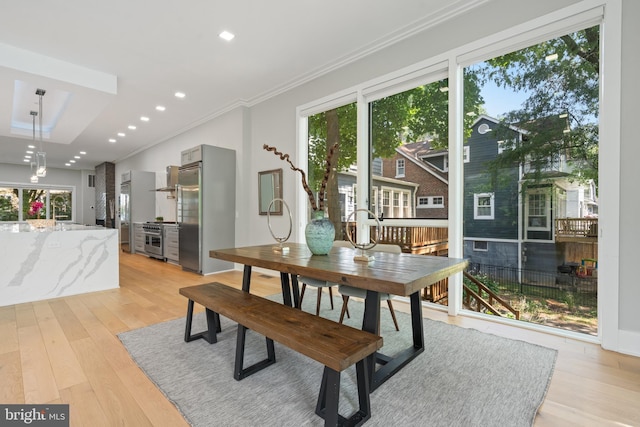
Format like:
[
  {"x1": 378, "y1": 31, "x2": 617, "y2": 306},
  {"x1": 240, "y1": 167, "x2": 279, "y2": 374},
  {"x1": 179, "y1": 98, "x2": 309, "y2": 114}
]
[{"x1": 210, "y1": 242, "x2": 468, "y2": 392}]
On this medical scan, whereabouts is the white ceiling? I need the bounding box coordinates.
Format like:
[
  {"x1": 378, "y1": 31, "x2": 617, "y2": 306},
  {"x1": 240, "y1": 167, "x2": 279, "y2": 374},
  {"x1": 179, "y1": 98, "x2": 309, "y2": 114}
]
[{"x1": 0, "y1": 0, "x2": 486, "y2": 171}]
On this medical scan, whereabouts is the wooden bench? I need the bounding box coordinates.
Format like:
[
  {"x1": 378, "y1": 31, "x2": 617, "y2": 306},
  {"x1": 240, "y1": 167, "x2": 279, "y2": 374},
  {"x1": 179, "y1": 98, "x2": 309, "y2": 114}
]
[{"x1": 179, "y1": 282, "x2": 383, "y2": 427}]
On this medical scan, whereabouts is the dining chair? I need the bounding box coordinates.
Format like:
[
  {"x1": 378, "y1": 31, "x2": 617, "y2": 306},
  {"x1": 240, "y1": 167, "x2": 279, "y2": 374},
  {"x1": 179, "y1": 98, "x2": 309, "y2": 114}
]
[
  {"x1": 298, "y1": 240, "x2": 352, "y2": 316},
  {"x1": 338, "y1": 243, "x2": 401, "y2": 331}
]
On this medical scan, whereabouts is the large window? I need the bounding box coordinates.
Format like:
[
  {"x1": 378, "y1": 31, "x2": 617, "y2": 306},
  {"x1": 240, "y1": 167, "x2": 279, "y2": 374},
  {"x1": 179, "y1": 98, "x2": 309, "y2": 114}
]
[
  {"x1": 462, "y1": 23, "x2": 600, "y2": 334},
  {"x1": 298, "y1": 5, "x2": 608, "y2": 338},
  {"x1": 0, "y1": 186, "x2": 73, "y2": 222}
]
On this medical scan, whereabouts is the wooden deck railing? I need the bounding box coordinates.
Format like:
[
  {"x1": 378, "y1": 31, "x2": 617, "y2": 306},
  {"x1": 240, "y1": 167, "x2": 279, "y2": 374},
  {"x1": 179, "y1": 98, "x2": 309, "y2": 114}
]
[
  {"x1": 555, "y1": 218, "x2": 598, "y2": 239},
  {"x1": 344, "y1": 223, "x2": 448, "y2": 255}
]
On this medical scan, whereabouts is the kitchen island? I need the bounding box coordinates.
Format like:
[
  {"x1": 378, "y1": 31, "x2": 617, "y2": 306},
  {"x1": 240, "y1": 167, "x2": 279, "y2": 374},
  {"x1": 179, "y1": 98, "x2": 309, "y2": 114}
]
[{"x1": 0, "y1": 224, "x2": 119, "y2": 307}]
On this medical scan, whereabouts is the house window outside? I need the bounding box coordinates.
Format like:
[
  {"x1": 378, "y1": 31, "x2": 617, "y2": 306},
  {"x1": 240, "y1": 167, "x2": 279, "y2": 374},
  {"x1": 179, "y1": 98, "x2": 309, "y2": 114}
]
[
  {"x1": 527, "y1": 192, "x2": 550, "y2": 230},
  {"x1": 417, "y1": 196, "x2": 444, "y2": 208},
  {"x1": 396, "y1": 159, "x2": 405, "y2": 177},
  {"x1": 473, "y1": 240, "x2": 488, "y2": 251},
  {"x1": 402, "y1": 193, "x2": 409, "y2": 216},
  {"x1": 463, "y1": 146, "x2": 470, "y2": 163},
  {"x1": 393, "y1": 192, "x2": 400, "y2": 217},
  {"x1": 371, "y1": 188, "x2": 379, "y2": 217},
  {"x1": 382, "y1": 190, "x2": 390, "y2": 218},
  {"x1": 474, "y1": 193, "x2": 494, "y2": 220}
]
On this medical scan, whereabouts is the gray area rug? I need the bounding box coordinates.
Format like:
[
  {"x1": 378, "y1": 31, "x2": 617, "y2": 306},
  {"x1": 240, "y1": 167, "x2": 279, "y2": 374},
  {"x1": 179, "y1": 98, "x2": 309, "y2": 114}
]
[{"x1": 118, "y1": 292, "x2": 557, "y2": 426}]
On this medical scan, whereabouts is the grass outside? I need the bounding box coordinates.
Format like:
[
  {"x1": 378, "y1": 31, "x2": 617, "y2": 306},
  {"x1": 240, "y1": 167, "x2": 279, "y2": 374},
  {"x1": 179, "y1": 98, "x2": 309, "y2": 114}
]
[{"x1": 459, "y1": 274, "x2": 598, "y2": 336}]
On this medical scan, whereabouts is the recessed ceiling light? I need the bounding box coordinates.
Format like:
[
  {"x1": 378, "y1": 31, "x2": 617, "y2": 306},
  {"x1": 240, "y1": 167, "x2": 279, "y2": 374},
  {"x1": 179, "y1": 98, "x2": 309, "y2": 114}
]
[
  {"x1": 175, "y1": 92, "x2": 186, "y2": 99},
  {"x1": 80, "y1": 151, "x2": 86, "y2": 155},
  {"x1": 128, "y1": 125, "x2": 137, "y2": 130},
  {"x1": 69, "y1": 160, "x2": 76, "y2": 163},
  {"x1": 23, "y1": 158, "x2": 30, "y2": 162},
  {"x1": 219, "y1": 31, "x2": 235, "y2": 41},
  {"x1": 65, "y1": 163, "x2": 71, "y2": 166},
  {"x1": 117, "y1": 132, "x2": 126, "y2": 137},
  {"x1": 109, "y1": 138, "x2": 116, "y2": 143},
  {"x1": 156, "y1": 105, "x2": 166, "y2": 112},
  {"x1": 28, "y1": 145, "x2": 35, "y2": 149},
  {"x1": 74, "y1": 156, "x2": 81, "y2": 159},
  {"x1": 26, "y1": 150, "x2": 33, "y2": 154},
  {"x1": 24, "y1": 155, "x2": 31, "y2": 159},
  {"x1": 140, "y1": 116, "x2": 150, "y2": 122}
]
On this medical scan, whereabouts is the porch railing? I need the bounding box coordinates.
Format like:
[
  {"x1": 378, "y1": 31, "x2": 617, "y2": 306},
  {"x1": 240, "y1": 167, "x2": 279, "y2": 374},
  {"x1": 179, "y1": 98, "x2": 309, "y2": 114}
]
[
  {"x1": 555, "y1": 218, "x2": 598, "y2": 239},
  {"x1": 343, "y1": 223, "x2": 448, "y2": 255}
]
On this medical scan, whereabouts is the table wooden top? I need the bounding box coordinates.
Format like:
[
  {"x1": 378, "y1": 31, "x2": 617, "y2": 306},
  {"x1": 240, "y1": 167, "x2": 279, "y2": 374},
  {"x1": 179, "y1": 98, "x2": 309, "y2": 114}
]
[{"x1": 210, "y1": 243, "x2": 468, "y2": 296}]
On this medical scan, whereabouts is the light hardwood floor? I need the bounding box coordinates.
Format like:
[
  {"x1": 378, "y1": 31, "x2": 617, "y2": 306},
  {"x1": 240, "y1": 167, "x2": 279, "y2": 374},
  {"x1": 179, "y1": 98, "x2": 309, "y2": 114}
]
[{"x1": 1, "y1": 252, "x2": 638, "y2": 426}]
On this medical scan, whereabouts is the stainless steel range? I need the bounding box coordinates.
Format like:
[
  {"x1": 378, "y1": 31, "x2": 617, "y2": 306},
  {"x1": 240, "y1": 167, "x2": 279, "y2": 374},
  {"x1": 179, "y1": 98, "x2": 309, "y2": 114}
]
[{"x1": 142, "y1": 222, "x2": 163, "y2": 259}]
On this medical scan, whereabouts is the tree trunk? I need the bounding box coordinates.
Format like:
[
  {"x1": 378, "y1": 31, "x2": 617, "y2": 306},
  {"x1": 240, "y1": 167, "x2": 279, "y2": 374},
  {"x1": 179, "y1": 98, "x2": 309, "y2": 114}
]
[{"x1": 325, "y1": 109, "x2": 341, "y2": 240}]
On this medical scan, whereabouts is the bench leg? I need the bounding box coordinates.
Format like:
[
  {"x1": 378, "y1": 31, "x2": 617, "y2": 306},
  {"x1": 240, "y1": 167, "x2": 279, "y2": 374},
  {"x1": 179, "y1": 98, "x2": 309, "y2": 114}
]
[
  {"x1": 233, "y1": 324, "x2": 276, "y2": 380},
  {"x1": 315, "y1": 358, "x2": 371, "y2": 427},
  {"x1": 184, "y1": 300, "x2": 221, "y2": 344}
]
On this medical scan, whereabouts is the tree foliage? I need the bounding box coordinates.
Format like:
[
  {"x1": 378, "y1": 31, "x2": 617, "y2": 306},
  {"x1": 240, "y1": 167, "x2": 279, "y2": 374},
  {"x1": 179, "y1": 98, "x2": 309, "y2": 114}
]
[
  {"x1": 477, "y1": 25, "x2": 599, "y2": 185},
  {"x1": 307, "y1": 76, "x2": 483, "y2": 230}
]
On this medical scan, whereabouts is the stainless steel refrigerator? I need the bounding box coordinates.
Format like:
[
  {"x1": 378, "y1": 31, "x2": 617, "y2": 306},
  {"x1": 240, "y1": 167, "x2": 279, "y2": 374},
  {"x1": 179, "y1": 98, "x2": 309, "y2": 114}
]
[{"x1": 178, "y1": 145, "x2": 235, "y2": 274}]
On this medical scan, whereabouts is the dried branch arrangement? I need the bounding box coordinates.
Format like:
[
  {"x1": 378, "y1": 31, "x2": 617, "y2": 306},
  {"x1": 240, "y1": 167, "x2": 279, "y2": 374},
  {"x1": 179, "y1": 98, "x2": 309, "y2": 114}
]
[{"x1": 263, "y1": 142, "x2": 338, "y2": 211}]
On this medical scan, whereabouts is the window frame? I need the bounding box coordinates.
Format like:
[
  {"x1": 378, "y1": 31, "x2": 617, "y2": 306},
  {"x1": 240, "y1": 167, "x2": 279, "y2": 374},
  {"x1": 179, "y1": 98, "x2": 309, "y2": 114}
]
[
  {"x1": 417, "y1": 196, "x2": 445, "y2": 209},
  {"x1": 473, "y1": 240, "x2": 489, "y2": 251},
  {"x1": 395, "y1": 158, "x2": 405, "y2": 178},
  {"x1": 0, "y1": 184, "x2": 75, "y2": 223},
  {"x1": 295, "y1": 1, "x2": 621, "y2": 348},
  {"x1": 473, "y1": 192, "x2": 495, "y2": 220},
  {"x1": 525, "y1": 190, "x2": 551, "y2": 232}
]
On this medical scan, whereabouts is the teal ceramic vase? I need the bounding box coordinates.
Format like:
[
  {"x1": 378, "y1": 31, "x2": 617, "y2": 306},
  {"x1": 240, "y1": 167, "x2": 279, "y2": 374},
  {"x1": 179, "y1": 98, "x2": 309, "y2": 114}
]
[{"x1": 305, "y1": 211, "x2": 335, "y2": 255}]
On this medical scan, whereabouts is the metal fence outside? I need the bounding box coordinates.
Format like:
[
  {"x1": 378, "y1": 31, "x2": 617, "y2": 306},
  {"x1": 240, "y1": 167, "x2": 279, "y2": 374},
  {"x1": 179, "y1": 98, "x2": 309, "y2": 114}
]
[{"x1": 466, "y1": 262, "x2": 597, "y2": 307}]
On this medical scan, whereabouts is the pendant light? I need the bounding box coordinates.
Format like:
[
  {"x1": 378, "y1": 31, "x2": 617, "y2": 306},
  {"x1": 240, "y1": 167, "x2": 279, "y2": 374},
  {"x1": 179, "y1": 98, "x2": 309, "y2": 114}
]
[
  {"x1": 30, "y1": 110, "x2": 38, "y2": 184},
  {"x1": 35, "y1": 88, "x2": 46, "y2": 178}
]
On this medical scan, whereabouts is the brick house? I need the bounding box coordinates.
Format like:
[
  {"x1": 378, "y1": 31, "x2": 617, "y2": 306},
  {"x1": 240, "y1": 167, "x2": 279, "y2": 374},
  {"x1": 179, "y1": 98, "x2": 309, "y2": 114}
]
[{"x1": 379, "y1": 141, "x2": 449, "y2": 219}]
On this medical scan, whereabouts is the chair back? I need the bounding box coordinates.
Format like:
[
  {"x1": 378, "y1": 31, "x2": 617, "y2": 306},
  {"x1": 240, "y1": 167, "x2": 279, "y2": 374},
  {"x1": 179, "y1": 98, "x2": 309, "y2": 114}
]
[
  {"x1": 372, "y1": 243, "x2": 402, "y2": 254},
  {"x1": 332, "y1": 240, "x2": 353, "y2": 248},
  {"x1": 333, "y1": 240, "x2": 401, "y2": 254}
]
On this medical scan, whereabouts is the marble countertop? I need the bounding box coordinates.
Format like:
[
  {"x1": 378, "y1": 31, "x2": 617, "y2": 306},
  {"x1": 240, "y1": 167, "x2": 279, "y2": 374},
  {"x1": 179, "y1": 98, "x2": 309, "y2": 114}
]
[{"x1": 0, "y1": 223, "x2": 113, "y2": 233}]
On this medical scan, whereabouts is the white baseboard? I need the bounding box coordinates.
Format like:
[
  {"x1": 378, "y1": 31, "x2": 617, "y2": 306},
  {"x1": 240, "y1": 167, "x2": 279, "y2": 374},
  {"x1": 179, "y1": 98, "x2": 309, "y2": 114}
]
[{"x1": 618, "y1": 329, "x2": 640, "y2": 357}]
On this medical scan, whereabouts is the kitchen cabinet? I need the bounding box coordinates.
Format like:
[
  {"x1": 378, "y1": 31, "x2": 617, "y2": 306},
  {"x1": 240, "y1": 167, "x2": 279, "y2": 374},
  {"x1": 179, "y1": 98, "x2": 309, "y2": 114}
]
[
  {"x1": 180, "y1": 146, "x2": 202, "y2": 165},
  {"x1": 164, "y1": 224, "x2": 179, "y2": 264},
  {"x1": 133, "y1": 223, "x2": 146, "y2": 254}
]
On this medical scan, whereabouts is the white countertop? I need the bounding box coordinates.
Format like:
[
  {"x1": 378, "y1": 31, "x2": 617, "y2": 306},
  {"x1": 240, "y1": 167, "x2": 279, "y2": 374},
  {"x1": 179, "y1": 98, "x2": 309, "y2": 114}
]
[
  {"x1": 0, "y1": 223, "x2": 109, "y2": 233},
  {"x1": 0, "y1": 226, "x2": 119, "y2": 306}
]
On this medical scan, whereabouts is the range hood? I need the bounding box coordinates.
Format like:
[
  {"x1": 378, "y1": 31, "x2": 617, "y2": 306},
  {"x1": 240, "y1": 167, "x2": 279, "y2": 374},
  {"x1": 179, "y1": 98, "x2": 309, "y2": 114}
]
[{"x1": 155, "y1": 165, "x2": 179, "y2": 191}]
